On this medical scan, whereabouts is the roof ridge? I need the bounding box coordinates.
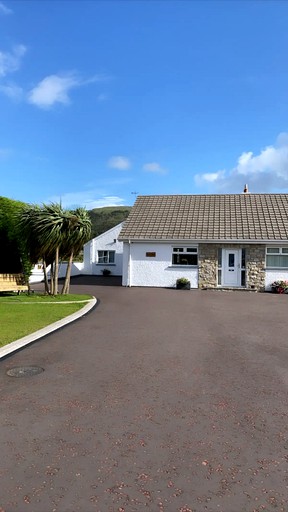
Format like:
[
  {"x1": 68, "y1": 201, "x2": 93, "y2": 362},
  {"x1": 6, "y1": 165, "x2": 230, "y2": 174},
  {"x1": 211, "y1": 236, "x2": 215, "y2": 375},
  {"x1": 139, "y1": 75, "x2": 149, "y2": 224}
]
[{"x1": 136, "y1": 193, "x2": 288, "y2": 198}]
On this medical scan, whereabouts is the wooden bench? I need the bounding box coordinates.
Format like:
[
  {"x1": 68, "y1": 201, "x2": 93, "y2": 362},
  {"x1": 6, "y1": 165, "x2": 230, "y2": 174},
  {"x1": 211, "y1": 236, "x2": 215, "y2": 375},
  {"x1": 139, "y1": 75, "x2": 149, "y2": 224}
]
[{"x1": 0, "y1": 274, "x2": 29, "y2": 294}]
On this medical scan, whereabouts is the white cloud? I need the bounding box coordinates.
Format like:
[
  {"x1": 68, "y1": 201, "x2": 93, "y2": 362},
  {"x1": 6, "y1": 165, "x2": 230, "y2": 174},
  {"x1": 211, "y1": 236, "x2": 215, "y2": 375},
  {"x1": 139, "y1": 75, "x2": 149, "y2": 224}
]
[
  {"x1": 0, "y1": 45, "x2": 25, "y2": 101},
  {"x1": 84, "y1": 195, "x2": 125, "y2": 209},
  {"x1": 0, "y1": 49, "x2": 106, "y2": 107},
  {"x1": 0, "y1": 2, "x2": 13, "y2": 15},
  {"x1": 27, "y1": 72, "x2": 108, "y2": 109},
  {"x1": 0, "y1": 82, "x2": 23, "y2": 100},
  {"x1": 143, "y1": 162, "x2": 167, "y2": 175},
  {"x1": 0, "y1": 44, "x2": 26, "y2": 77},
  {"x1": 195, "y1": 170, "x2": 225, "y2": 184},
  {"x1": 235, "y1": 139, "x2": 288, "y2": 178},
  {"x1": 195, "y1": 133, "x2": 288, "y2": 192},
  {"x1": 27, "y1": 73, "x2": 80, "y2": 108},
  {"x1": 108, "y1": 156, "x2": 131, "y2": 170},
  {"x1": 47, "y1": 190, "x2": 125, "y2": 210}
]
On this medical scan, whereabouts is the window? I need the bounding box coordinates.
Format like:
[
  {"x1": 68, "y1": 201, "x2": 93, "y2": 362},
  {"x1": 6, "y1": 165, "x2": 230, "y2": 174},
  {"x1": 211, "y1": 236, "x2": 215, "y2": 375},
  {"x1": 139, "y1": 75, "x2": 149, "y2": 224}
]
[
  {"x1": 97, "y1": 250, "x2": 115, "y2": 264},
  {"x1": 266, "y1": 247, "x2": 288, "y2": 268},
  {"x1": 228, "y1": 253, "x2": 235, "y2": 267},
  {"x1": 172, "y1": 247, "x2": 198, "y2": 266}
]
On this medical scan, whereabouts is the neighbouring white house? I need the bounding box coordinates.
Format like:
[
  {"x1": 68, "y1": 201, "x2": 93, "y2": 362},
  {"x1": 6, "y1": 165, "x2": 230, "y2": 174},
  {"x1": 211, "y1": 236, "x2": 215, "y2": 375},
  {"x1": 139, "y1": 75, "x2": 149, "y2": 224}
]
[
  {"x1": 118, "y1": 192, "x2": 288, "y2": 291},
  {"x1": 83, "y1": 222, "x2": 124, "y2": 276}
]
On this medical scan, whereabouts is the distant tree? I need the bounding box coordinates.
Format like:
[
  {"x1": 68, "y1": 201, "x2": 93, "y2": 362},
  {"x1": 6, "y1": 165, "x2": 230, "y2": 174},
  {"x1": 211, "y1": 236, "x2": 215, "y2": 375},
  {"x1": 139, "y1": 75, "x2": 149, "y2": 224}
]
[{"x1": 0, "y1": 197, "x2": 31, "y2": 279}]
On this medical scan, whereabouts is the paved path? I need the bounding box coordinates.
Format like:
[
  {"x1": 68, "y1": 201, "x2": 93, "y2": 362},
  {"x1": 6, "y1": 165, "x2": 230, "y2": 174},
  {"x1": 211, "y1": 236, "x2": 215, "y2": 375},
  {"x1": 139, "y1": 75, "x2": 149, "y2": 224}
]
[{"x1": 1, "y1": 277, "x2": 288, "y2": 512}]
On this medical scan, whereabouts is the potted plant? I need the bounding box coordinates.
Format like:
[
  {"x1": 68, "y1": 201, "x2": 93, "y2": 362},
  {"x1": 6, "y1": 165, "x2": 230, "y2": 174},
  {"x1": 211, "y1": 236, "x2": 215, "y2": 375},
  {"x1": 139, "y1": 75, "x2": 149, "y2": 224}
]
[
  {"x1": 271, "y1": 280, "x2": 288, "y2": 294},
  {"x1": 176, "y1": 277, "x2": 191, "y2": 290},
  {"x1": 101, "y1": 268, "x2": 111, "y2": 277}
]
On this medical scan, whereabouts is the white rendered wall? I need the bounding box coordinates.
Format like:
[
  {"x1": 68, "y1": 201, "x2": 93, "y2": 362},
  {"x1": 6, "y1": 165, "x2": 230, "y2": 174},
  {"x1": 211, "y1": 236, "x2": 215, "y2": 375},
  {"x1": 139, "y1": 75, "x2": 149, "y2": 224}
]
[
  {"x1": 83, "y1": 242, "x2": 92, "y2": 274},
  {"x1": 29, "y1": 264, "x2": 45, "y2": 283},
  {"x1": 57, "y1": 262, "x2": 84, "y2": 279},
  {"x1": 265, "y1": 269, "x2": 288, "y2": 290},
  {"x1": 83, "y1": 223, "x2": 124, "y2": 276},
  {"x1": 122, "y1": 242, "x2": 198, "y2": 288},
  {"x1": 29, "y1": 262, "x2": 84, "y2": 283},
  {"x1": 122, "y1": 243, "x2": 130, "y2": 286}
]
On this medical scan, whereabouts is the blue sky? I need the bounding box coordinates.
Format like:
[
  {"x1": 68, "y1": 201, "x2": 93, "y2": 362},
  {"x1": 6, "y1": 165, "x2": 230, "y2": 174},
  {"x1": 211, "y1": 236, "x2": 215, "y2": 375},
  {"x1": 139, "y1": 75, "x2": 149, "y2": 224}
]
[{"x1": 1, "y1": 0, "x2": 288, "y2": 209}]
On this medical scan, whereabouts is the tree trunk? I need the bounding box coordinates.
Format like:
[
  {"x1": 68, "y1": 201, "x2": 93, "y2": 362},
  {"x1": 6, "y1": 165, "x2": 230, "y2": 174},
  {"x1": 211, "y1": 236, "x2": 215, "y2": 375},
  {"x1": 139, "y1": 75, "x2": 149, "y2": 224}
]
[
  {"x1": 62, "y1": 250, "x2": 73, "y2": 294},
  {"x1": 53, "y1": 246, "x2": 59, "y2": 295},
  {"x1": 43, "y1": 259, "x2": 50, "y2": 294},
  {"x1": 50, "y1": 262, "x2": 54, "y2": 295}
]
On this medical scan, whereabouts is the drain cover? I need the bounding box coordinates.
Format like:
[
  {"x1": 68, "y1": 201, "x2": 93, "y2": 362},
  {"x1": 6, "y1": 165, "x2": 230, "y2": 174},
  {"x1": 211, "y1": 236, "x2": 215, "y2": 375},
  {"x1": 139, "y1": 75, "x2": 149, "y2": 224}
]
[{"x1": 7, "y1": 366, "x2": 44, "y2": 377}]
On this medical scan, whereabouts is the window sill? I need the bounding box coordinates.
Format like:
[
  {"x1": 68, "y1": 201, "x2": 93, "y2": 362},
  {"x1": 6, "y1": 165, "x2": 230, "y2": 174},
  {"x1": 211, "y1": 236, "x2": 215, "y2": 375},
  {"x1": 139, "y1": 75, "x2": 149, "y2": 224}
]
[
  {"x1": 96, "y1": 263, "x2": 116, "y2": 266},
  {"x1": 168, "y1": 265, "x2": 198, "y2": 268},
  {"x1": 266, "y1": 267, "x2": 288, "y2": 270}
]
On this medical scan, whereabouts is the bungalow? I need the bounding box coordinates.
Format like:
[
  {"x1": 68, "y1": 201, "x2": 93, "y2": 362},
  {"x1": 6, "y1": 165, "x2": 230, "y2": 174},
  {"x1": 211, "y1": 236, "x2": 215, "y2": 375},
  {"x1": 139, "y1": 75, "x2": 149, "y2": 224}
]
[
  {"x1": 83, "y1": 222, "x2": 124, "y2": 276},
  {"x1": 118, "y1": 192, "x2": 288, "y2": 291}
]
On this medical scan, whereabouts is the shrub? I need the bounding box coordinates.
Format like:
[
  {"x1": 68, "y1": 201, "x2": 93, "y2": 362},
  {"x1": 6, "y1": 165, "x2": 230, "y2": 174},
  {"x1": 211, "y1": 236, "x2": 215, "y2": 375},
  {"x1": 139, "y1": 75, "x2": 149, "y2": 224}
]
[
  {"x1": 176, "y1": 277, "x2": 191, "y2": 289},
  {"x1": 271, "y1": 280, "x2": 288, "y2": 294},
  {"x1": 101, "y1": 268, "x2": 111, "y2": 276},
  {"x1": 176, "y1": 277, "x2": 190, "y2": 285}
]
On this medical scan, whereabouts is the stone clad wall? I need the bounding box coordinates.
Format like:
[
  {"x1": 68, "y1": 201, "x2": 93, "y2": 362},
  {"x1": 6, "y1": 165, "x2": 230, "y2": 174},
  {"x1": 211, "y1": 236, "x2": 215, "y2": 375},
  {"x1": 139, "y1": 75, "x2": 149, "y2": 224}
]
[
  {"x1": 198, "y1": 244, "x2": 218, "y2": 288},
  {"x1": 245, "y1": 245, "x2": 265, "y2": 290},
  {"x1": 198, "y1": 243, "x2": 266, "y2": 290}
]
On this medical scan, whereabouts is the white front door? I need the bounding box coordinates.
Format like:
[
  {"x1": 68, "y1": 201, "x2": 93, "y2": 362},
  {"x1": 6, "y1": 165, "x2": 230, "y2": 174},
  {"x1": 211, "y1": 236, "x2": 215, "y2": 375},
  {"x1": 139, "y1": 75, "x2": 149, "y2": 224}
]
[{"x1": 222, "y1": 249, "x2": 241, "y2": 287}]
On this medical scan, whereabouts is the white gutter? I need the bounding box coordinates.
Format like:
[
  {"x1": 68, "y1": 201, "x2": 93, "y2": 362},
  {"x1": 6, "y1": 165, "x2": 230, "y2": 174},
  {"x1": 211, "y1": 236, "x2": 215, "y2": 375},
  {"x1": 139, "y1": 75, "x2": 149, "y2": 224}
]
[
  {"x1": 120, "y1": 238, "x2": 288, "y2": 245},
  {"x1": 128, "y1": 239, "x2": 132, "y2": 287},
  {"x1": 91, "y1": 239, "x2": 94, "y2": 274}
]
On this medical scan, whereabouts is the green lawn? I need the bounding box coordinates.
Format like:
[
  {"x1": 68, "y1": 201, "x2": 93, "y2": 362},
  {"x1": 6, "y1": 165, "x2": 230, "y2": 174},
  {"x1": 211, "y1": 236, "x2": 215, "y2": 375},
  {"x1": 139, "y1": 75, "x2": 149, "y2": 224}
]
[{"x1": 0, "y1": 293, "x2": 93, "y2": 347}]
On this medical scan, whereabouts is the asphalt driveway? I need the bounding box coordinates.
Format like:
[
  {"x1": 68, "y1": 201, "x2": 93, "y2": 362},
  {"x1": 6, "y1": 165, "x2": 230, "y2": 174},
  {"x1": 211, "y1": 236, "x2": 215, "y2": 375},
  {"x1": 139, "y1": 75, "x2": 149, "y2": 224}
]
[{"x1": 1, "y1": 277, "x2": 288, "y2": 512}]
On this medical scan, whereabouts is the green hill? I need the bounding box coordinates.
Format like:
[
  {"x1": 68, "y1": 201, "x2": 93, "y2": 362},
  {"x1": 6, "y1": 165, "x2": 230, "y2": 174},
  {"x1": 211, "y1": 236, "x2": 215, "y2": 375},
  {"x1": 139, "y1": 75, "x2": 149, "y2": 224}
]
[{"x1": 88, "y1": 206, "x2": 131, "y2": 238}]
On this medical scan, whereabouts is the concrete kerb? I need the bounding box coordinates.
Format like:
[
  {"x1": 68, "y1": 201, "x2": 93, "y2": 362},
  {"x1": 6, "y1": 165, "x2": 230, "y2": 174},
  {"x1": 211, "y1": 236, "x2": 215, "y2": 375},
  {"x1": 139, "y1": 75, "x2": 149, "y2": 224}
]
[{"x1": 0, "y1": 297, "x2": 97, "y2": 360}]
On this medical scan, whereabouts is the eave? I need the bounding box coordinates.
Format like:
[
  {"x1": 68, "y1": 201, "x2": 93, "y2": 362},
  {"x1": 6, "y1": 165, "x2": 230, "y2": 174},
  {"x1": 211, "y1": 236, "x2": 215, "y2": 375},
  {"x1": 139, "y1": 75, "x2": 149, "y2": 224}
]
[{"x1": 118, "y1": 238, "x2": 288, "y2": 244}]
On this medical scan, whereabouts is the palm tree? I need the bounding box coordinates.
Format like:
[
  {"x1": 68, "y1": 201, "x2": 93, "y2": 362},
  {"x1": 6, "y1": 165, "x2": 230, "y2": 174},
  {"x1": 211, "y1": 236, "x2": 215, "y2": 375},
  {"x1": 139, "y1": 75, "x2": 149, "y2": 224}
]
[
  {"x1": 18, "y1": 203, "x2": 91, "y2": 295},
  {"x1": 18, "y1": 203, "x2": 69, "y2": 295},
  {"x1": 61, "y1": 208, "x2": 91, "y2": 294},
  {"x1": 34, "y1": 203, "x2": 77, "y2": 295}
]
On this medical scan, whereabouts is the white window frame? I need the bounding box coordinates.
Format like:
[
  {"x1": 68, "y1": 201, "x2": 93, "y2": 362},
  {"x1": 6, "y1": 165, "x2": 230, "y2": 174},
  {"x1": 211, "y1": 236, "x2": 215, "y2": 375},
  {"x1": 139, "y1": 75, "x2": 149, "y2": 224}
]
[
  {"x1": 266, "y1": 247, "x2": 288, "y2": 268},
  {"x1": 172, "y1": 247, "x2": 198, "y2": 266},
  {"x1": 97, "y1": 250, "x2": 115, "y2": 265}
]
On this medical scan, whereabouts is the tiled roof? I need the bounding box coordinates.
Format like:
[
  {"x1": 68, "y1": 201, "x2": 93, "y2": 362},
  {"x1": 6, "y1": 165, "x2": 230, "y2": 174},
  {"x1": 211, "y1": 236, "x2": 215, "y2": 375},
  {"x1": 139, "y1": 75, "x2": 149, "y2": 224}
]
[{"x1": 118, "y1": 194, "x2": 288, "y2": 241}]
